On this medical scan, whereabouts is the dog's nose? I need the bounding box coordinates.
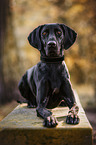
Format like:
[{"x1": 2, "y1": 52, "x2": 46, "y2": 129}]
[{"x1": 47, "y1": 41, "x2": 56, "y2": 47}]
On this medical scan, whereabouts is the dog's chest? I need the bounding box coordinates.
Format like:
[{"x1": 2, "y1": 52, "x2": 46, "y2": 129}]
[
  {"x1": 38, "y1": 63, "x2": 63, "y2": 90},
  {"x1": 49, "y1": 69, "x2": 61, "y2": 89}
]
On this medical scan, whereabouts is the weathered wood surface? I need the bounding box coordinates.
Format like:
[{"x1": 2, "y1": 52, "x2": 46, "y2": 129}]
[{"x1": 0, "y1": 91, "x2": 92, "y2": 145}]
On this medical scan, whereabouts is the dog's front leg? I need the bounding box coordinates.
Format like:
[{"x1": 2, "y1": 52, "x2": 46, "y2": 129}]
[
  {"x1": 36, "y1": 80, "x2": 58, "y2": 127},
  {"x1": 61, "y1": 78, "x2": 80, "y2": 124}
]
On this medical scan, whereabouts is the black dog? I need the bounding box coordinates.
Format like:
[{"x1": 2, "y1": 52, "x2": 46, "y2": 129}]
[{"x1": 18, "y1": 23, "x2": 79, "y2": 127}]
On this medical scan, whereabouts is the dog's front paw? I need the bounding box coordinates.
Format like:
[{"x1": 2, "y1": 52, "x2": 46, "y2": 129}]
[
  {"x1": 66, "y1": 115, "x2": 80, "y2": 124},
  {"x1": 66, "y1": 104, "x2": 80, "y2": 124},
  {"x1": 43, "y1": 116, "x2": 58, "y2": 128}
]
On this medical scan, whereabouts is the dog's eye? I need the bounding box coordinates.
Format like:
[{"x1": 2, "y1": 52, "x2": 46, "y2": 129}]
[
  {"x1": 42, "y1": 31, "x2": 47, "y2": 36},
  {"x1": 56, "y1": 31, "x2": 61, "y2": 36}
]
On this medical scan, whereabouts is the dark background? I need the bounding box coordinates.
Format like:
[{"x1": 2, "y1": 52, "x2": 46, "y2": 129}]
[{"x1": 0, "y1": 0, "x2": 96, "y2": 144}]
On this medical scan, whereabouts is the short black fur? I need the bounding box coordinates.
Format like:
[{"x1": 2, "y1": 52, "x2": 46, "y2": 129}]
[{"x1": 18, "y1": 23, "x2": 79, "y2": 127}]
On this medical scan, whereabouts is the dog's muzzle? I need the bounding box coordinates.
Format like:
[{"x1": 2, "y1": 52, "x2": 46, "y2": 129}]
[{"x1": 47, "y1": 41, "x2": 57, "y2": 56}]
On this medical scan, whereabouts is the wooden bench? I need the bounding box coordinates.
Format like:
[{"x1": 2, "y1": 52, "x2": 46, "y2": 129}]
[{"x1": 0, "y1": 91, "x2": 93, "y2": 145}]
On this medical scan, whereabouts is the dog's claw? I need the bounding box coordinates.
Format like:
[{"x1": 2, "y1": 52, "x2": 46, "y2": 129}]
[
  {"x1": 66, "y1": 115, "x2": 80, "y2": 125},
  {"x1": 43, "y1": 116, "x2": 58, "y2": 128}
]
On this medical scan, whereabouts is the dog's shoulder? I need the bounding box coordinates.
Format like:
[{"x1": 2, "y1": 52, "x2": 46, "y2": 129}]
[
  {"x1": 62, "y1": 61, "x2": 70, "y2": 79},
  {"x1": 27, "y1": 65, "x2": 36, "y2": 77},
  {"x1": 26, "y1": 62, "x2": 48, "y2": 82}
]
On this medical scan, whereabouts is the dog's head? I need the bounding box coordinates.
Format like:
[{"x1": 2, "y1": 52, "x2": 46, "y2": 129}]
[{"x1": 28, "y1": 23, "x2": 77, "y2": 57}]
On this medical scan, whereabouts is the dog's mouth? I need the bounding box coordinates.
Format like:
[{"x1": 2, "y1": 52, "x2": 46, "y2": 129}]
[
  {"x1": 48, "y1": 50, "x2": 59, "y2": 57},
  {"x1": 48, "y1": 52, "x2": 57, "y2": 57}
]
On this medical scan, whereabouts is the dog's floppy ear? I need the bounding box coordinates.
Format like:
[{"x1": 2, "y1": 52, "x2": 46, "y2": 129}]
[
  {"x1": 28, "y1": 25, "x2": 44, "y2": 51},
  {"x1": 59, "y1": 24, "x2": 77, "y2": 50}
]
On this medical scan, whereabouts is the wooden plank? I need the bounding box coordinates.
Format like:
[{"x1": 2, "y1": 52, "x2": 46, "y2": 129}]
[{"x1": 0, "y1": 91, "x2": 93, "y2": 145}]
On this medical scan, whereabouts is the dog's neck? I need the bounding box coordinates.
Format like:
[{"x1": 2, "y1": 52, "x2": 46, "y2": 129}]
[{"x1": 40, "y1": 55, "x2": 64, "y2": 63}]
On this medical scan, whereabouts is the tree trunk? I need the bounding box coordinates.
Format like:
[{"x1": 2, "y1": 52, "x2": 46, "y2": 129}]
[{"x1": 0, "y1": 0, "x2": 9, "y2": 103}]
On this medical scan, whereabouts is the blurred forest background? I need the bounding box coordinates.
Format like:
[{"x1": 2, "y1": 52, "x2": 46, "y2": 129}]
[{"x1": 0, "y1": 0, "x2": 96, "y2": 143}]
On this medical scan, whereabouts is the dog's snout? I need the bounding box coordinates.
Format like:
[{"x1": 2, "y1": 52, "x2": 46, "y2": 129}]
[{"x1": 47, "y1": 41, "x2": 56, "y2": 47}]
